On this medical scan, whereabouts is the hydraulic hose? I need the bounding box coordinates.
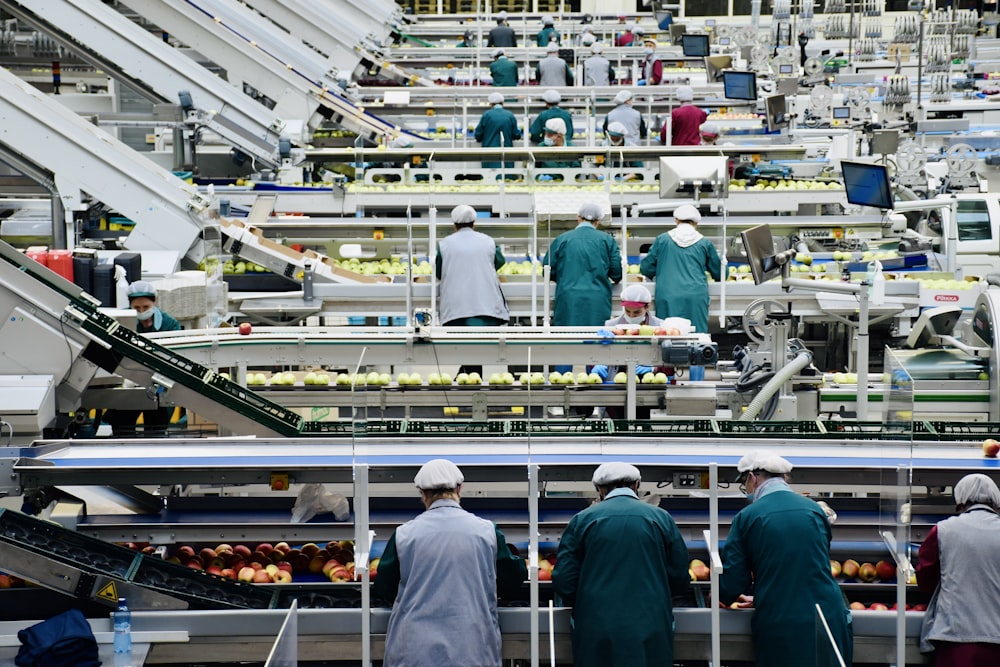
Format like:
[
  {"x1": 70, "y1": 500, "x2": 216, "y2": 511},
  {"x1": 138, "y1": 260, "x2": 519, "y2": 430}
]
[{"x1": 738, "y1": 350, "x2": 812, "y2": 421}]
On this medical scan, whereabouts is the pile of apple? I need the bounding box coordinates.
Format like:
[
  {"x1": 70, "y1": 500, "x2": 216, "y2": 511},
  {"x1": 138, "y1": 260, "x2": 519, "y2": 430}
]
[
  {"x1": 849, "y1": 601, "x2": 927, "y2": 612},
  {"x1": 336, "y1": 372, "x2": 391, "y2": 387},
  {"x1": 729, "y1": 179, "x2": 843, "y2": 191},
  {"x1": 0, "y1": 572, "x2": 29, "y2": 588},
  {"x1": 518, "y1": 372, "x2": 547, "y2": 385},
  {"x1": 497, "y1": 260, "x2": 543, "y2": 277},
  {"x1": 610, "y1": 324, "x2": 684, "y2": 336},
  {"x1": 537, "y1": 552, "x2": 557, "y2": 581},
  {"x1": 831, "y1": 559, "x2": 898, "y2": 583},
  {"x1": 689, "y1": 559, "x2": 710, "y2": 582},
  {"x1": 831, "y1": 372, "x2": 860, "y2": 384},
  {"x1": 331, "y1": 257, "x2": 433, "y2": 277}
]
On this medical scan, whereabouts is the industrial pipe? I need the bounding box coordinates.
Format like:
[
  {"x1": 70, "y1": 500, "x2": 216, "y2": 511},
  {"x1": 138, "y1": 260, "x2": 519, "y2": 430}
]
[{"x1": 738, "y1": 349, "x2": 811, "y2": 421}]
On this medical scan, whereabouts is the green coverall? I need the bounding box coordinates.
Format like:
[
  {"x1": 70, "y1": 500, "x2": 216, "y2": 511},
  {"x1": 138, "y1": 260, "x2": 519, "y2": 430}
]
[
  {"x1": 536, "y1": 26, "x2": 560, "y2": 46},
  {"x1": 544, "y1": 224, "x2": 622, "y2": 326},
  {"x1": 474, "y1": 105, "x2": 522, "y2": 169},
  {"x1": 639, "y1": 233, "x2": 720, "y2": 332},
  {"x1": 553, "y1": 491, "x2": 691, "y2": 667},
  {"x1": 720, "y1": 485, "x2": 854, "y2": 667},
  {"x1": 529, "y1": 107, "x2": 574, "y2": 145},
  {"x1": 489, "y1": 57, "x2": 519, "y2": 87}
]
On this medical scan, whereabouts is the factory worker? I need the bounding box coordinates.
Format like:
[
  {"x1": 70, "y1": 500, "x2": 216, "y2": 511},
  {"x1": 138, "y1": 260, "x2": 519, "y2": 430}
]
[
  {"x1": 603, "y1": 121, "x2": 627, "y2": 147},
  {"x1": 544, "y1": 201, "x2": 622, "y2": 329},
  {"x1": 639, "y1": 38, "x2": 663, "y2": 86},
  {"x1": 591, "y1": 284, "x2": 664, "y2": 383},
  {"x1": 436, "y1": 205, "x2": 509, "y2": 376},
  {"x1": 720, "y1": 451, "x2": 853, "y2": 667},
  {"x1": 487, "y1": 11, "x2": 516, "y2": 48},
  {"x1": 458, "y1": 29, "x2": 475, "y2": 48},
  {"x1": 578, "y1": 27, "x2": 596, "y2": 47},
  {"x1": 488, "y1": 48, "x2": 519, "y2": 87},
  {"x1": 529, "y1": 89, "x2": 574, "y2": 146},
  {"x1": 699, "y1": 121, "x2": 721, "y2": 145},
  {"x1": 663, "y1": 85, "x2": 708, "y2": 146},
  {"x1": 536, "y1": 43, "x2": 573, "y2": 87},
  {"x1": 374, "y1": 459, "x2": 527, "y2": 667},
  {"x1": 553, "y1": 462, "x2": 690, "y2": 667},
  {"x1": 104, "y1": 281, "x2": 182, "y2": 438},
  {"x1": 640, "y1": 204, "x2": 721, "y2": 338},
  {"x1": 535, "y1": 118, "x2": 581, "y2": 174},
  {"x1": 474, "y1": 91, "x2": 521, "y2": 169},
  {"x1": 536, "y1": 15, "x2": 560, "y2": 47},
  {"x1": 917, "y1": 474, "x2": 1000, "y2": 665},
  {"x1": 603, "y1": 90, "x2": 646, "y2": 146},
  {"x1": 615, "y1": 23, "x2": 640, "y2": 47},
  {"x1": 583, "y1": 42, "x2": 615, "y2": 87}
]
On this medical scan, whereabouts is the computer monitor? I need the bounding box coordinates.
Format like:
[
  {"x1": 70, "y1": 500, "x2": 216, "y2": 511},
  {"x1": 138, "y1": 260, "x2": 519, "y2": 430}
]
[
  {"x1": 777, "y1": 77, "x2": 799, "y2": 96},
  {"x1": 722, "y1": 70, "x2": 757, "y2": 100},
  {"x1": 841, "y1": 161, "x2": 894, "y2": 210},
  {"x1": 778, "y1": 63, "x2": 795, "y2": 75},
  {"x1": 832, "y1": 106, "x2": 851, "y2": 120},
  {"x1": 669, "y1": 23, "x2": 688, "y2": 45},
  {"x1": 682, "y1": 34, "x2": 710, "y2": 57},
  {"x1": 704, "y1": 55, "x2": 733, "y2": 82},
  {"x1": 741, "y1": 224, "x2": 783, "y2": 285},
  {"x1": 765, "y1": 94, "x2": 789, "y2": 132},
  {"x1": 718, "y1": 36, "x2": 731, "y2": 45}
]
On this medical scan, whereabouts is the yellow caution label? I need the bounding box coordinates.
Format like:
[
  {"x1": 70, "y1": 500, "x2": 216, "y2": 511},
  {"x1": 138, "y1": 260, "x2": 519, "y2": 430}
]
[{"x1": 96, "y1": 580, "x2": 118, "y2": 603}]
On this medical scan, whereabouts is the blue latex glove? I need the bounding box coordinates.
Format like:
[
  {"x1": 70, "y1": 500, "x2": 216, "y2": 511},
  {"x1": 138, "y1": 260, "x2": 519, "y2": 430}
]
[
  {"x1": 637, "y1": 79, "x2": 647, "y2": 86},
  {"x1": 592, "y1": 365, "x2": 609, "y2": 380},
  {"x1": 636, "y1": 365, "x2": 653, "y2": 376},
  {"x1": 595, "y1": 329, "x2": 615, "y2": 344}
]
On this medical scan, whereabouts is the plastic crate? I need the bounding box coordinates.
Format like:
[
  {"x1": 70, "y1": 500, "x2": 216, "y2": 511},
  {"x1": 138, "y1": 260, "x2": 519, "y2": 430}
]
[
  {"x1": 404, "y1": 420, "x2": 506, "y2": 435},
  {"x1": 717, "y1": 420, "x2": 826, "y2": 437},
  {"x1": 821, "y1": 421, "x2": 913, "y2": 441},
  {"x1": 509, "y1": 420, "x2": 612, "y2": 434},
  {"x1": 927, "y1": 421, "x2": 1000, "y2": 442},
  {"x1": 612, "y1": 420, "x2": 717, "y2": 436}
]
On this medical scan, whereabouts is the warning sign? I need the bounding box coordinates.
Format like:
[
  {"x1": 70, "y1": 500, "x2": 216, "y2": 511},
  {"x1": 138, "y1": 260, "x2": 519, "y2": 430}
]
[{"x1": 96, "y1": 580, "x2": 118, "y2": 603}]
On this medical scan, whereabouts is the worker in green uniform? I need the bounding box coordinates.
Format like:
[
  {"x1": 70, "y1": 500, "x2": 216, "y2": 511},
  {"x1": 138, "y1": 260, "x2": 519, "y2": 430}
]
[
  {"x1": 544, "y1": 201, "x2": 622, "y2": 328},
  {"x1": 553, "y1": 462, "x2": 690, "y2": 667},
  {"x1": 474, "y1": 91, "x2": 521, "y2": 169},
  {"x1": 529, "y1": 89, "x2": 574, "y2": 145},
  {"x1": 488, "y1": 49, "x2": 519, "y2": 87},
  {"x1": 536, "y1": 15, "x2": 560, "y2": 47},
  {"x1": 639, "y1": 203, "x2": 721, "y2": 379},
  {"x1": 720, "y1": 450, "x2": 854, "y2": 667}
]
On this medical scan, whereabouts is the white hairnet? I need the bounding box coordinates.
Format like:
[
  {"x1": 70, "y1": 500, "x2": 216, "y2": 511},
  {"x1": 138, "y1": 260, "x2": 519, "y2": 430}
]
[
  {"x1": 492, "y1": 48, "x2": 505, "y2": 59},
  {"x1": 673, "y1": 204, "x2": 702, "y2": 224},
  {"x1": 606, "y1": 121, "x2": 627, "y2": 136},
  {"x1": 954, "y1": 473, "x2": 1000, "y2": 507},
  {"x1": 676, "y1": 85, "x2": 694, "y2": 102},
  {"x1": 591, "y1": 41, "x2": 604, "y2": 54},
  {"x1": 542, "y1": 89, "x2": 561, "y2": 104},
  {"x1": 542, "y1": 14, "x2": 554, "y2": 25},
  {"x1": 736, "y1": 450, "x2": 793, "y2": 477},
  {"x1": 700, "y1": 121, "x2": 720, "y2": 136},
  {"x1": 578, "y1": 201, "x2": 605, "y2": 222},
  {"x1": 621, "y1": 284, "x2": 652, "y2": 304},
  {"x1": 614, "y1": 90, "x2": 633, "y2": 105},
  {"x1": 451, "y1": 204, "x2": 477, "y2": 225},
  {"x1": 626, "y1": 23, "x2": 636, "y2": 32},
  {"x1": 127, "y1": 280, "x2": 157, "y2": 300},
  {"x1": 546, "y1": 42, "x2": 560, "y2": 53},
  {"x1": 634, "y1": 26, "x2": 645, "y2": 35},
  {"x1": 581, "y1": 32, "x2": 596, "y2": 46},
  {"x1": 488, "y1": 92, "x2": 504, "y2": 105},
  {"x1": 593, "y1": 462, "x2": 641, "y2": 485},
  {"x1": 497, "y1": 10, "x2": 507, "y2": 20},
  {"x1": 544, "y1": 117, "x2": 567, "y2": 135},
  {"x1": 415, "y1": 459, "x2": 464, "y2": 490}
]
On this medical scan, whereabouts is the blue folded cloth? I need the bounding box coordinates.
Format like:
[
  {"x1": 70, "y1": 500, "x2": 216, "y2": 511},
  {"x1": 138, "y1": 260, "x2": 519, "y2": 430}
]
[{"x1": 16, "y1": 608, "x2": 101, "y2": 667}]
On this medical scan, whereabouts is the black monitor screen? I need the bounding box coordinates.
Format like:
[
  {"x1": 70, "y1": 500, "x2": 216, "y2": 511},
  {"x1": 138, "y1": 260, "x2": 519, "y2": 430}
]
[
  {"x1": 682, "y1": 34, "x2": 710, "y2": 57},
  {"x1": 841, "y1": 161, "x2": 894, "y2": 210},
  {"x1": 722, "y1": 70, "x2": 757, "y2": 100}
]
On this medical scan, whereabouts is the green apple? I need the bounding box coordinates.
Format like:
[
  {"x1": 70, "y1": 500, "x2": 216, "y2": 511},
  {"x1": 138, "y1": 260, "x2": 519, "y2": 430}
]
[
  {"x1": 531, "y1": 372, "x2": 545, "y2": 385},
  {"x1": 576, "y1": 372, "x2": 590, "y2": 384},
  {"x1": 638, "y1": 325, "x2": 655, "y2": 336},
  {"x1": 501, "y1": 371, "x2": 515, "y2": 384},
  {"x1": 456, "y1": 372, "x2": 470, "y2": 385},
  {"x1": 428, "y1": 372, "x2": 442, "y2": 385},
  {"x1": 641, "y1": 372, "x2": 655, "y2": 384},
  {"x1": 613, "y1": 372, "x2": 628, "y2": 384},
  {"x1": 336, "y1": 373, "x2": 351, "y2": 386},
  {"x1": 304, "y1": 372, "x2": 318, "y2": 385},
  {"x1": 409, "y1": 372, "x2": 422, "y2": 385},
  {"x1": 738, "y1": 264, "x2": 752, "y2": 274},
  {"x1": 979, "y1": 372, "x2": 990, "y2": 381},
  {"x1": 398, "y1": 372, "x2": 410, "y2": 385},
  {"x1": 548, "y1": 372, "x2": 563, "y2": 384},
  {"x1": 316, "y1": 373, "x2": 330, "y2": 385},
  {"x1": 440, "y1": 373, "x2": 453, "y2": 385},
  {"x1": 489, "y1": 373, "x2": 504, "y2": 385},
  {"x1": 796, "y1": 253, "x2": 812, "y2": 265},
  {"x1": 467, "y1": 372, "x2": 482, "y2": 385},
  {"x1": 653, "y1": 372, "x2": 668, "y2": 384},
  {"x1": 588, "y1": 372, "x2": 603, "y2": 384},
  {"x1": 366, "y1": 371, "x2": 381, "y2": 385},
  {"x1": 519, "y1": 372, "x2": 531, "y2": 385}
]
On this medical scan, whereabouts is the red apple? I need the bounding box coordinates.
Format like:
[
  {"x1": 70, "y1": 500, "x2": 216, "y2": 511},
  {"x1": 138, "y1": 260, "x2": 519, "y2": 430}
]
[
  {"x1": 912, "y1": 603, "x2": 927, "y2": 612},
  {"x1": 220, "y1": 568, "x2": 237, "y2": 580},
  {"x1": 300, "y1": 543, "x2": 320, "y2": 557},
  {"x1": 308, "y1": 556, "x2": 327, "y2": 574},
  {"x1": 538, "y1": 568, "x2": 552, "y2": 581},
  {"x1": 206, "y1": 566, "x2": 223, "y2": 576},
  {"x1": 984, "y1": 439, "x2": 1000, "y2": 458},
  {"x1": 250, "y1": 562, "x2": 264, "y2": 571},
  {"x1": 210, "y1": 556, "x2": 226, "y2": 570},
  {"x1": 0, "y1": 575, "x2": 11, "y2": 589},
  {"x1": 322, "y1": 559, "x2": 343, "y2": 576},
  {"x1": 875, "y1": 560, "x2": 896, "y2": 581},
  {"x1": 869, "y1": 602, "x2": 889, "y2": 611},
  {"x1": 238, "y1": 322, "x2": 252, "y2": 335},
  {"x1": 841, "y1": 559, "x2": 860, "y2": 579},
  {"x1": 199, "y1": 547, "x2": 217, "y2": 562},
  {"x1": 186, "y1": 560, "x2": 203, "y2": 570},
  {"x1": 849, "y1": 601, "x2": 866, "y2": 610},
  {"x1": 233, "y1": 544, "x2": 252, "y2": 559},
  {"x1": 327, "y1": 566, "x2": 351, "y2": 582},
  {"x1": 176, "y1": 545, "x2": 196, "y2": 559},
  {"x1": 277, "y1": 562, "x2": 293, "y2": 574},
  {"x1": 274, "y1": 542, "x2": 291, "y2": 554},
  {"x1": 858, "y1": 562, "x2": 878, "y2": 583},
  {"x1": 141, "y1": 546, "x2": 157, "y2": 555},
  {"x1": 830, "y1": 560, "x2": 842, "y2": 578},
  {"x1": 215, "y1": 543, "x2": 233, "y2": 555},
  {"x1": 252, "y1": 569, "x2": 272, "y2": 584},
  {"x1": 255, "y1": 543, "x2": 274, "y2": 556}
]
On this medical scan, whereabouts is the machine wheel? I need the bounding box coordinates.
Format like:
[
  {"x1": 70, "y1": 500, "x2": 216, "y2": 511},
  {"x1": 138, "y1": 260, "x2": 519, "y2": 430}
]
[{"x1": 742, "y1": 299, "x2": 787, "y2": 344}]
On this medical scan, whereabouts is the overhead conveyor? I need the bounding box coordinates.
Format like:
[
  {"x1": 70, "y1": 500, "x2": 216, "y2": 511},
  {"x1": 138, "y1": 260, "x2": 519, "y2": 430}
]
[
  {"x1": 1, "y1": 0, "x2": 294, "y2": 170},
  {"x1": 117, "y1": 0, "x2": 421, "y2": 142}
]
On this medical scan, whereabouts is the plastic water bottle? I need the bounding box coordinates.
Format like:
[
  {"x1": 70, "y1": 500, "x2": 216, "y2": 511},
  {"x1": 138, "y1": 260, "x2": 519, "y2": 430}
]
[{"x1": 113, "y1": 597, "x2": 131, "y2": 654}]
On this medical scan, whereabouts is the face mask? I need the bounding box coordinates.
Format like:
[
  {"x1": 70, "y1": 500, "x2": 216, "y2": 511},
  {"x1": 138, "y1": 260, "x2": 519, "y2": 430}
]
[
  {"x1": 623, "y1": 314, "x2": 644, "y2": 324},
  {"x1": 644, "y1": 48, "x2": 654, "y2": 57},
  {"x1": 745, "y1": 491, "x2": 755, "y2": 502},
  {"x1": 136, "y1": 308, "x2": 157, "y2": 322},
  {"x1": 542, "y1": 137, "x2": 556, "y2": 146}
]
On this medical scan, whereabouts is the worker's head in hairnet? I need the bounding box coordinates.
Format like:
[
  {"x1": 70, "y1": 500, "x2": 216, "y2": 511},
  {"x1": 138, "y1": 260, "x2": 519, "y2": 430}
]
[
  {"x1": 676, "y1": 85, "x2": 694, "y2": 102},
  {"x1": 127, "y1": 280, "x2": 159, "y2": 321},
  {"x1": 451, "y1": 204, "x2": 478, "y2": 228},
  {"x1": 606, "y1": 121, "x2": 627, "y2": 146},
  {"x1": 673, "y1": 204, "x2": 702, "y2": 225},
  {"x1": 699, "y1": 122, "x2": 720, "y2": 145},
  {"x1": 415, "y1": 459, "x2": 464, "y2": 506},
  {"x1": 496, "y1": 10, "x2": 508, "y2": 22},
  {"x1": 492, "y1": 48, "x2": 505, "y2": 60},
  {"x1": 542, "y1": 89, "x2": 561, "y2": 105},
  {"x1": 736, "y1": 450, "x2": 793, "y2": 501},
  {"x1": 954, "y1": 473, "x2": 1000, "y2": 511},
  {"x1": 614, "y1": 90, "x2": 633, "y2": 106},
  {"x1": 620, "y1": 284, "x2": 652, "y2": 323},
  {"x1": 592, "y1": 462, "x2": 641, "y2": 499},
  {"x1": 488, "y1": 91, "x2": 504, "y2": 106},
  {"x1": 542, "y1": 14, "x2": 555, "y2": 26},
  {"x1": 577, "y1": 201, "x2": 605, "y2": 225},
  {"x1": 542, "y1": 117, "x2": 567, "y2": 146},
  {"x1": 546, "y1": 42, "x2": 560, "y2": 54},
  {"x1": 591, "y1": 41, "x2": 604, "y2": 54}
]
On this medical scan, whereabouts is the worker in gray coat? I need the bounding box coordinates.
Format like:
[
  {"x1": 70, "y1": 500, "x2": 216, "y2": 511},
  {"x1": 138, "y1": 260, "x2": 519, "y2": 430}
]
[
  {"x1": 584, "y1": 42, "x2": 615, "y2": 87},
  {"x1": 536, "y1": 43, "x2": 573, "y2": 87},
  {"x1": 603, "y1": 90, "x2": 646, "y2": 146},
  {"x1": 487, "y1": 11, "x2": 517, "y2": 48},
  {"x1": 373, "y1": 459, "x2": 527, "y2": 667}
]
